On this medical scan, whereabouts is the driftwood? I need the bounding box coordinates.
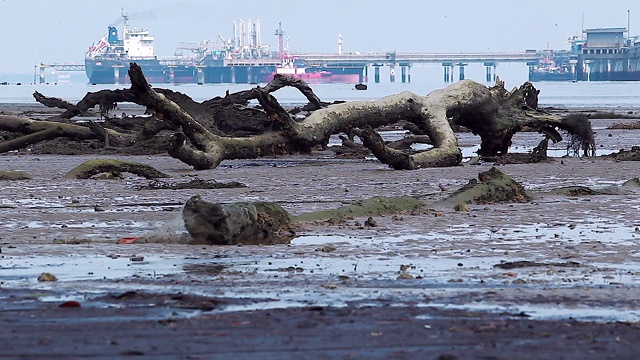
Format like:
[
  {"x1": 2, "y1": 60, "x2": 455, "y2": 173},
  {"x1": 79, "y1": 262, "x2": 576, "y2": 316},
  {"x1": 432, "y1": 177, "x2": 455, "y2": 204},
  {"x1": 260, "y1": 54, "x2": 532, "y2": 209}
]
[
  {"x1": 0, "y1": 115, "x2": 134, "y2": 152},
  {"x1": 0, "y1": 63, "x2": 596, "y2": 169}
]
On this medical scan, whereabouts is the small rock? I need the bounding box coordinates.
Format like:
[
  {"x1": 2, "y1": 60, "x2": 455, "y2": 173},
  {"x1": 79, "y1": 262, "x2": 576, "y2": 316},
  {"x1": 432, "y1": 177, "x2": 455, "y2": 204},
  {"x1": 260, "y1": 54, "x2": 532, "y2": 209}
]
[
  {"x1": 512, "y1": 279, "x2": 528, "y2": 285},
  {"x1": 453, "y1": 203, "x2": 470, "y2": 212},
  {"x1": 38, "y1": 272, "x2": 58, "y2": 282},
  {"x1": 397, "y1": 273, "x2": 414, "y2": 280},
  {"x1": 319, "y1": 245, "x2": 336, "y2": 253},
  {"x1": 94, "y1": 205, "x2": 105, "y2": 212},
  {"x1": 129, "y1": 255, "x2": 144, "y2": 262},
  {"x1": 364, "y1": 217, "x2": 378, "y2": 227},
  {"x1": 59, "y1": 301, "x2": 81, "y2": 308}
]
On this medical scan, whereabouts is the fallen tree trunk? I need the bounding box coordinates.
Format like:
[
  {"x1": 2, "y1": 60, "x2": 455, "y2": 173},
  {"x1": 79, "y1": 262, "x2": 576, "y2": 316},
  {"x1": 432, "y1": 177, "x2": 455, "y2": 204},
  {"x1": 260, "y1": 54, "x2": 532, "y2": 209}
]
[
  {"x1": 0, "y1": 115, "x2": 134, "y2": 152},
  {"x1": 448, "y1": 78, "x2": 595, "y2": 157},
  {"x1": 2, "y1": 64, "x2": 596, "y2": 169},
  {"x1": 122, "y1": 64, "x2": 463, "y2": 169}
]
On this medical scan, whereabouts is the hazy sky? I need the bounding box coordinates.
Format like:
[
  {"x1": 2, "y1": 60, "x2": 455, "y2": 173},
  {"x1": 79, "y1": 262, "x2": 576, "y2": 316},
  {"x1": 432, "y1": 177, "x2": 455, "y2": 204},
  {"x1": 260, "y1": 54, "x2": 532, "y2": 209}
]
[{"x1": 1, "y1": 0, "x2": 639, "y2": 74}]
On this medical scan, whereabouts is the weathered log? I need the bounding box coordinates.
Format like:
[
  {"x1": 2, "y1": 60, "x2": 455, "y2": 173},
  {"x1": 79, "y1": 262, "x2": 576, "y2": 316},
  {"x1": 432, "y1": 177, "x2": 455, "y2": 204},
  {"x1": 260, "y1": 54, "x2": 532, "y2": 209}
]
[
  {"x1": 65, "y1": 159, "x2": 169, "y2": 179},
  {"x1": 182, "y1": 195, "x2": 294, "y2": 245},
  {"x1": 353, "y1": 127, "x2": 416, "y2": 170},
  {"x1": 202, "y1": 73, "x2": 325, "y2": 110},
  {"x1": 493, "y1": 138, "x2": 549, "y2": 165},
  {"x1": 33, "y1": 91, "x2": 75, "y2": 110},
  {"x1": 11, "y1": 64, "x2": 597, "y2": 170},
  {"x1": 448, "y1": 78, "x2": 595, "y2": 157},
  {"x1": 387, "y1": 135, "x2": 433, "y2": 150},
  {"x1": 0, "y1": 127, "x2": 64, "y2": 153},
  {"x1": 0, "y1": 115, "x2": 133, "y2": 152}
]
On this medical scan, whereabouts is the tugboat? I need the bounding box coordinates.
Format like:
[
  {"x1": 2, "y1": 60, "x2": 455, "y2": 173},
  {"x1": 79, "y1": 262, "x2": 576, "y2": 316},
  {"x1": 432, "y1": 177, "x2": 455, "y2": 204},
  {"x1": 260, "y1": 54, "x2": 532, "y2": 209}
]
[{"x1": 528, "y1": 46, "x2": 576, "y2": 82}]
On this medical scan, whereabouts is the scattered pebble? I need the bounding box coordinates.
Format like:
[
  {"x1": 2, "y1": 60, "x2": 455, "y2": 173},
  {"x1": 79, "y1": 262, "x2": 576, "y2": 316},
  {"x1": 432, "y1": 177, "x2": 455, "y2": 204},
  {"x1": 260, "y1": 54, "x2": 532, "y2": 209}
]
[
  {"x1": 59, "y1": 301, "x2": 81, "y2": 308},
  {"x1": 364, "y1": 217, "x2": 378, "y2": 227},
  {"x1": 318, "y1": 245, "x2": 336, "y2": 253},
  {"x1": 38, "y1": 272, "x2": 58, "y2": 282},
  {"x1": 397, "y1": 273, "x2": 414, "y2": 280}
]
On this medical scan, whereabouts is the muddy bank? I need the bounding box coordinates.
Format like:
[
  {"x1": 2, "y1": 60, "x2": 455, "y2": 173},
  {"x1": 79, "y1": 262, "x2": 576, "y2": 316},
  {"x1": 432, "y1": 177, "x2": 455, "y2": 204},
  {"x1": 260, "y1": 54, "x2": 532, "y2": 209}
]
[
  {"x1": 2, "y1": 103, "x2": 640, "y2": 357},
  {"x1": 1, "y1": 300, "x2": 639, "y2": 359}
]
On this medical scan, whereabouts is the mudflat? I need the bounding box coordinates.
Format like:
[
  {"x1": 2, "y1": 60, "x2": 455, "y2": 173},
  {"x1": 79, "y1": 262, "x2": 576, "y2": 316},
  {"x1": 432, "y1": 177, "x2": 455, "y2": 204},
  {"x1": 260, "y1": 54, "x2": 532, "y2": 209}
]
[{"x1": 1, "y1": 105, "x2": 640, "y2": 358}]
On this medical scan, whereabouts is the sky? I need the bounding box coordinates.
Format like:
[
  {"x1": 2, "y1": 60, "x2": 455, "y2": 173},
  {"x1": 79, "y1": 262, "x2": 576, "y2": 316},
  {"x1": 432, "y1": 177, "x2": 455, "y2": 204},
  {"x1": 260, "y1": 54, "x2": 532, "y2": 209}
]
[{"x1": 1, "y1": 0, "x2": 639, "y2": 74}]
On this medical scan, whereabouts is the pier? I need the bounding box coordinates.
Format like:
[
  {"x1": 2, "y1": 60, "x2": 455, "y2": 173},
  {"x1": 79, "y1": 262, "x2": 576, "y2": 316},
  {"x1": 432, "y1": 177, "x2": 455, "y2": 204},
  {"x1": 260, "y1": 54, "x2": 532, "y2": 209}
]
[{"x1": 35, "y1": 50, "x2": 538, "y2": 84}]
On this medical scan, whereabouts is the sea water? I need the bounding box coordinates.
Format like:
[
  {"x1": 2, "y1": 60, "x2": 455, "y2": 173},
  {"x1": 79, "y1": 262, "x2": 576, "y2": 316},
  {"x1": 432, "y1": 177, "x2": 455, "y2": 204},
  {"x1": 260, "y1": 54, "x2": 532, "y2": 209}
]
[{"x1": 2, "y1": 64, "x2": 640, "y2": 108}]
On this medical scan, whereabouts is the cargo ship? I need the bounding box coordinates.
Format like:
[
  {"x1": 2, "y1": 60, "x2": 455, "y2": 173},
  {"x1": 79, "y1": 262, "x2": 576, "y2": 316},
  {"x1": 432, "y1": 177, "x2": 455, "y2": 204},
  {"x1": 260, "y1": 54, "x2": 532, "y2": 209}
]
[{"x1": 85, "y1": 13, "x2": 365, "y2": 85}]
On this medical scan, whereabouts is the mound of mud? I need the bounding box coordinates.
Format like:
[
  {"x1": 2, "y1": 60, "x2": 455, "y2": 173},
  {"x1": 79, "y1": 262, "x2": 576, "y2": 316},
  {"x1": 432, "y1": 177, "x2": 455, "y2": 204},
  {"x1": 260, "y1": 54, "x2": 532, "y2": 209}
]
[
  {"x1": 604, "y1": 146, "x2": 640, "y2": 161},
  {"x1": 444, "y1": 167, "x2": 531, "y2": 205}
]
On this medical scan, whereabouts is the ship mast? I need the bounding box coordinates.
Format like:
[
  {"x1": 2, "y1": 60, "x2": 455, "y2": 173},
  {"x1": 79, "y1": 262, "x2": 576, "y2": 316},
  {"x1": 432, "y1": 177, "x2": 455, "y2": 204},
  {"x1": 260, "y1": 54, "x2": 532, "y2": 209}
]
[
  {"x1": 628, "y1": 10, "x2": 631, "y2": 45},
  {"x1": 121, "y1": 7, "x2": 130, "y2": 39},
  {"x1": 275, "y1": 22, "x2": 284, "y2": 59}
]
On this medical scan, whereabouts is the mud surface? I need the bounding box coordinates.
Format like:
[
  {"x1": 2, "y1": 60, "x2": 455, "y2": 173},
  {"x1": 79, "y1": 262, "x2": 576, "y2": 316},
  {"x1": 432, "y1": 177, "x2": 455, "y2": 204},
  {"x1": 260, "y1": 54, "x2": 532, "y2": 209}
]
[{"x1": 2, "y1": 106, "x2": 640, "y2": 358}]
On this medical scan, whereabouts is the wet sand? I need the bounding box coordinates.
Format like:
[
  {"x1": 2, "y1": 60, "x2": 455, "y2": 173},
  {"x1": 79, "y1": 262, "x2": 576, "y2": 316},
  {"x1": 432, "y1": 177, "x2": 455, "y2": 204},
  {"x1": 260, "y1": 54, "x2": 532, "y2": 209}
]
[{"x1": 2, "y1": 104, "x2": 640, "y2": 358}]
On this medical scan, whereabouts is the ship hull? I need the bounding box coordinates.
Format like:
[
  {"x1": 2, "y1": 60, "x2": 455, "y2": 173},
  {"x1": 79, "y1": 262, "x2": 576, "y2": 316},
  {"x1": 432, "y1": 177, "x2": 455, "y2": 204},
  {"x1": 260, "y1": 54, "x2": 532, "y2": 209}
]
[
  {"x1": 85, "y1": 59, "x2": 197, "y2": 84},
  {"x1": 86, "y1": 59, "x2": 365, "y2": 85},
  {"x1": 528, "y1": 71, "x2": 576, "y2": 82}
]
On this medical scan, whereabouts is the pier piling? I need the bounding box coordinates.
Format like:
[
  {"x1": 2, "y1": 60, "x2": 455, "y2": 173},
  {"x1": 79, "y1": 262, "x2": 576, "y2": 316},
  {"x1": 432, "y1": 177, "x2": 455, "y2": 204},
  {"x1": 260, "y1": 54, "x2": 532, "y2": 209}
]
[
  {"x1": 458, "y1": 63, "x2": 466, "y2": 81},
  {"x1": 484, "y1": 62, "x2": 496, "y2": 83},
  {"x1": 196, "y1": 66, "x2": 205, "y2": 85},
  {"x1": 442, "y1": 63, "x2": 453, "y2": 82}
]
